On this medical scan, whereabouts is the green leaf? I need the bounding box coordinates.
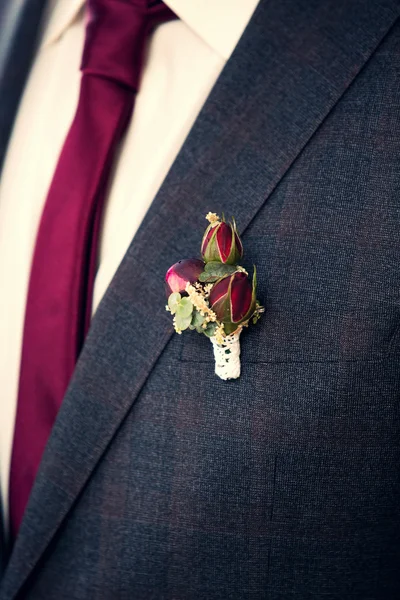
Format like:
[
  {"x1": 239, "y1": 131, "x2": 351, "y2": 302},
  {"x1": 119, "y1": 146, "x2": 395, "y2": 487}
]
[
  {"x1": 191, "y1": 309, "x2": 205, "y2": 328},
  {"x1": 176, "y1": 296, "x2": 193, "y2": 318},
  {"x1": 198, "y1": 271, "x2": 219, "y2": 283},
  {"x1": 203, "y1": 322, "x2": 217, "y2": 337},
  {"x1": 199, "y1": 261, "x2": 238, "y2": 283},
  {"x1": 204, "y1": 261, "x2": 238, "y2": 276},
  {"x1": 168, "y1": 292, "x2": 181, "y2": 314},
  {"x1": 175, "y1": 313, "x2": 192, "y2": 331}
]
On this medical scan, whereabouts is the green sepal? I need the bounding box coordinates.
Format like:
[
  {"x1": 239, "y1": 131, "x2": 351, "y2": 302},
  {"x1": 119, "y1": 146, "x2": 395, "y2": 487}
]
[
  {"x1": 241, "y1": 265, "x2": 258, "y2": 324},
  {"x1": 252, "y1": 310, "x2": 262, "y2": 325},
  {"x1": 223, "y1": 321, "x2": 240, "y2": 335},
  {"x1": 202, "y1": 225, "x2": 219, "y2": 263},
  {"x1": 226, "y1": 221, "x2": 238, "y2": 265}
]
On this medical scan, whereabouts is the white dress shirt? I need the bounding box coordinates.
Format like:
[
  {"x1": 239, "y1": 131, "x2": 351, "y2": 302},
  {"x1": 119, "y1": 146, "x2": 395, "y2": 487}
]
[{"x1": 0, "y1": 0, "x2": 259, "y2": 528}]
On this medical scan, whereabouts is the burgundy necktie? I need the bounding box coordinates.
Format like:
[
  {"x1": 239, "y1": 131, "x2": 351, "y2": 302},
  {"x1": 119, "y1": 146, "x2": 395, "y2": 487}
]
[{"x1": 9, "y1": 0, "x2": 176, "y2": 538}]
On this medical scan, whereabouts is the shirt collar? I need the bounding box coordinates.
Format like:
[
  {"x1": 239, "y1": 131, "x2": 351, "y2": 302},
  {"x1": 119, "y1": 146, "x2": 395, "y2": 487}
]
[
  {"x1": 42, "y1": 0, "x2": 260, "y2": 60},
  {"x1": 41, "y1": 0, "x2": 85, "y2": 48},
  {"x1": 166, "y1": 0, "x2": 260, "y2": 60}
]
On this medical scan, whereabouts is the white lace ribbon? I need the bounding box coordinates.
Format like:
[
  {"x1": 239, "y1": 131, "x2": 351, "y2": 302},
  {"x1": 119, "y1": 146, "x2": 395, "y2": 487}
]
[{"x1": 210, "y1": 330, "x2": 241, "y2": 380}]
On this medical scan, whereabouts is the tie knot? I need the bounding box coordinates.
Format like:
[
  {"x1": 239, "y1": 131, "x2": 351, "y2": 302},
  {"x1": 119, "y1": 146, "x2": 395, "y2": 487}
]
[{"x1": 81, "y1": 0, "x2": 174, "y2": 91}]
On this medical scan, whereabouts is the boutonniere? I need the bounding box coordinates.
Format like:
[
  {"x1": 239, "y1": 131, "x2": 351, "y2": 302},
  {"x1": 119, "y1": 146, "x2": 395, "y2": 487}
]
[{"x1": 165, "y1": 213, "x2": 264, "y2": 380}]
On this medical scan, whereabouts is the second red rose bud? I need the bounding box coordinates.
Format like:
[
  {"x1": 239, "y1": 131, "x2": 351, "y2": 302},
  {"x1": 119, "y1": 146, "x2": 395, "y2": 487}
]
[{"x1": 201, "y1": 220, "x2": 243, "y2": 265}]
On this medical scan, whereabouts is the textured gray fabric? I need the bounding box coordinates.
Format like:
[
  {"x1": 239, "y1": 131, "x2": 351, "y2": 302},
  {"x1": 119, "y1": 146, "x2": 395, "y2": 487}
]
[
  {"x1": 1, "y1": 0, "x2": 400, "y2": 597},
  {"x1": 0, "y1": 0, "x2": 48, "y2": 176}
]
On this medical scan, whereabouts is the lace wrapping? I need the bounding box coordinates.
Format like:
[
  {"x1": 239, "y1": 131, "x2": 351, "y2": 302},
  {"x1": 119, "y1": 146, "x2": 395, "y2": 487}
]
[{"x1": 210, "y1": 330, "x2": 241, "y2": 380}]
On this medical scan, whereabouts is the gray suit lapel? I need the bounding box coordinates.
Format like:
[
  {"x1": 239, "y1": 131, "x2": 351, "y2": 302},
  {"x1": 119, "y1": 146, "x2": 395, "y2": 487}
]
[
  {"x1": 0, "y1": 0, "x2": 48, "y2": 176},
  {"x1": 2, "y1": 0, "x2": 400, "y2": 596},
  {"x1": 0, "y1": 0, "x2": 48, "y2": 581}
]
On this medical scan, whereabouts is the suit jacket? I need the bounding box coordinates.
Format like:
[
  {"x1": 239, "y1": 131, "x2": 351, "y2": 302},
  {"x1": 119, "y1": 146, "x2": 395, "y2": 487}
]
[{"x1": 1, "y1": 0, "x2": 400, "y2": 598}]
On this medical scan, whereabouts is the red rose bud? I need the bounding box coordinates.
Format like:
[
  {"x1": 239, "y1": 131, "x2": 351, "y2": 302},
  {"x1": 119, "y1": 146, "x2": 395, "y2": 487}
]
[
  {"x1": 165, "y1": 258, "x2": 204, "y2": 295},
  {"x1": 201, "y1": 220, "x2": 243, "y2": 265},
  {"x1": 209, "y1": 271, "x2": 256, "y2": 334}
]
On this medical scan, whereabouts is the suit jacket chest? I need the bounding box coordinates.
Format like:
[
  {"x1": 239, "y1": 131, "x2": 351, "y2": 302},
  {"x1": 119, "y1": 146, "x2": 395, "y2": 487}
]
[{"x1": 2, "y1": 0, "x2": 400, "y2": 597}]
